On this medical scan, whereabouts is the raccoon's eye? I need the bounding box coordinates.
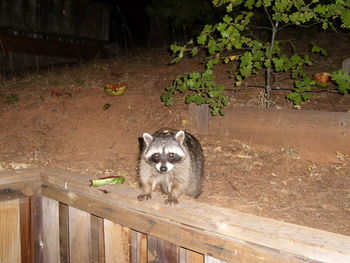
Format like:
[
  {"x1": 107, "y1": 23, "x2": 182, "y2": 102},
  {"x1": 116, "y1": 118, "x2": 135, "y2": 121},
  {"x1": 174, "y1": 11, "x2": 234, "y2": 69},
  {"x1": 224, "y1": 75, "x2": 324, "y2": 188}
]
[
  {"x1": 168, "y1": 153, "x2": 175, "y2": 159},
  {"x1": 151, "y1": 153, "x2": 160, "y2": 162}
]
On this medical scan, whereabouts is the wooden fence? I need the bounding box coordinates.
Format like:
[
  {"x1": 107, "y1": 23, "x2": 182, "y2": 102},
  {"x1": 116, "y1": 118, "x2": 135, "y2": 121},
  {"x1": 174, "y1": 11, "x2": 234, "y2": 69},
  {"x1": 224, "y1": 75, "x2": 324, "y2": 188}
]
[{"x1": 1, "y1": 167, "x2": 350, "y2": 263}]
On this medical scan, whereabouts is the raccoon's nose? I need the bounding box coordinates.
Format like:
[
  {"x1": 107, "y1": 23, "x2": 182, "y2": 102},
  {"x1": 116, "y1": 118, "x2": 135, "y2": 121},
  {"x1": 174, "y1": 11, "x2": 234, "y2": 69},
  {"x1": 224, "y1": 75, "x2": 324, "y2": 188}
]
[{"x1": 160, "y1": 166, "x2": 167, "y2": 172}]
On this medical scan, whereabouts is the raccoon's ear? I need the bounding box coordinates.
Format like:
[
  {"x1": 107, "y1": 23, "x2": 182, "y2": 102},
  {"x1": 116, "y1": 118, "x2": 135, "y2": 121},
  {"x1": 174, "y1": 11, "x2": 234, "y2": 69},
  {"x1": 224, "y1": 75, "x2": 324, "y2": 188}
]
[
  {"x1": 143, "y1": 133, "x2": 153, "y2": 146},
  {"x1": 175, "y1": 130, "x2": 185, "y2": 145}
]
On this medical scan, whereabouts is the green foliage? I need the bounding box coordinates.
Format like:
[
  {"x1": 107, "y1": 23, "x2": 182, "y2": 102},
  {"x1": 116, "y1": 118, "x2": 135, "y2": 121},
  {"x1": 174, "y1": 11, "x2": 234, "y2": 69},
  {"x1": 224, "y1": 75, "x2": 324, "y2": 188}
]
[
  {"x1": 286, "y1": 78, "x2": 314, "y2": 105},
  {"x1": 161, "y1": 66, "x2": 228, "y2": 116},
  {"x1": 162, "y1": 0, "x2": 350, "y2": 114},
  {"x1": 310, "y1": 42, "x2": 328, "y2": 56},
  {"x1": 332, "y1": 70, "x2": 350, "y2": 95}
]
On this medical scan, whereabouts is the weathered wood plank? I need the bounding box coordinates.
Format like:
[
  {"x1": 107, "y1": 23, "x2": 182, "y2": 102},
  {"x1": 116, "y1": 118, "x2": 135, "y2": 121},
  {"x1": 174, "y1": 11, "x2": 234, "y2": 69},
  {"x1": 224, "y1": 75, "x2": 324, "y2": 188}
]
[
  {"x1": 180, "y1": 248, "x2": 203, "y2": 263},
  {"x1": 0, "y1": 168, "x2": 41, "y2": 201},
  {"x1": 69, "y1": 206, "x2": 92, "y2": 262},
  {"x1": 131, "y1": 230, "x2": 147, "y2": 263},
  {"x1": 210, "y1": 106, "x2": 350, "y2": 162},
  {"x1": 189, "y1": 103, "x2": 209, "y2": 133},
  {"x1": 59, "y1": 203, "x2": 70, "y2": 263},
  {"x1": 20, "y1": 197, "x2": 34, "y2": 263},
  {"x1": 0, "y1": 168, "x2": 41, "y2": 185},
  {"x1": 205, "y1": 255, "x2": 227, "y2": 263},
  {"x1": 0, "y1": 188, "x2": 25, "y2": 201},
  {"x1": 91, "y1": 214, "x2": 105, "y2": 263},
  {"x1": 42, "y1": 196, "x2": 60, "y2": 263},
  {"x1": 39, "y1": 167, "x2": 350, "y2": 263},
  {"x1": 31, "y1": 195, "x2": 43, "y2": 263},
  {"x1": 104, "y1": 219, "x2": 131, "y2": 263},
  {"x1": 148, "y1": 235, "x2": 179, "y2": 263},
  {"x1": 0, "y1": 199, "x2": 21, "y2": 263}
]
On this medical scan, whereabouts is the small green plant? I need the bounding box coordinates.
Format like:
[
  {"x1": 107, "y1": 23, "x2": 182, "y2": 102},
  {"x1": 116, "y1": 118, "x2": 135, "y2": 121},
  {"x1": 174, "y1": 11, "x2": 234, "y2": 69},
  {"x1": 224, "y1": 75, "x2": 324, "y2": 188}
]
[
  {"x1": 161, "y1": 54, "x2": 228, "y2": 115},
  {"x1": 0, "y1": 93, "x2": 19, "y2": 104},
  {"x1": 332, "y1": 70, "x2": 350, "y2": 95},
  {"x1": 162, "y1": 0, "x2": 350, "y2": 114}
]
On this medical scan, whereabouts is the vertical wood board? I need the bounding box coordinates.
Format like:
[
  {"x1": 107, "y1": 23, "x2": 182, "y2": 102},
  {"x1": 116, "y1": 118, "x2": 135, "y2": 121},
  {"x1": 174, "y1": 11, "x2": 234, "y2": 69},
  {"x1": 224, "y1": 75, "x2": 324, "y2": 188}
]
[
  {"x1": 0, "y1": 199, "x2": 21, "y2": 263},
  {"x1": 131, "y1": 230, "x2": 147, "y2": 263},
  {"x1": 20, "y1": 197, "x2": 34, "y2": 263},
  {"x1": 104, "y1": 219, "x2": 131, "y2": 263},
  {"x1": 42, "y1": 196, "x2": 60, "y2": 263},
  {"x1": 180, "y1": 248, "x2": 203, "y2": 263},
  {"x1": 91, "y1": 214, "x2": 105, "y2": 263},
  {"x1": 31, "y1": 195, "x2": 43, "y2": 263},
  {"x1": 148, "y1": 235, "x2": 179, "y2": 263},
  {"x1": 69, "y1": 206, "x2": 92, "y2": 262},
  {"x1": 205, "y1": 255, "x2": 227, "y2": 263},
  {"x1": 59, "y1": 203, "x2": 70, "y2": 263},
  {"x1": 189, "y1": 103, "x2": 209, "y2": 133}
]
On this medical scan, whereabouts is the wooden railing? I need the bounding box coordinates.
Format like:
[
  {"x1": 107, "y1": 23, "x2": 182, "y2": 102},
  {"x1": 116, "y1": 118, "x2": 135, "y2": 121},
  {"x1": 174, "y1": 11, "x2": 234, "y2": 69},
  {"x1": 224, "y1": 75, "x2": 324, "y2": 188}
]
[{"x1": 1, "y1": 168, "x2": 350, "y2": 263}]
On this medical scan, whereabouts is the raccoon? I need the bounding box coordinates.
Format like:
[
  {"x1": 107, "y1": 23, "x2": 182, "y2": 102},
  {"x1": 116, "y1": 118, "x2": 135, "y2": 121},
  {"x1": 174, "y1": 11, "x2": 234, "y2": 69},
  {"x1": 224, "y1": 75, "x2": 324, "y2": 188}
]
[{"x1": 138, "y1": 128, "x2": 204, "y2": 204}]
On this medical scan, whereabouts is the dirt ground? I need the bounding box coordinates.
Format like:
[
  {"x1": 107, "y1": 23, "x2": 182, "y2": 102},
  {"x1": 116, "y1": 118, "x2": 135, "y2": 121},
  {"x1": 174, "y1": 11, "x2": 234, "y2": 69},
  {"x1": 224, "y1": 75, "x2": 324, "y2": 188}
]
[{"x1": 1, "y1": 33, "x2": 350, "y2": 236}]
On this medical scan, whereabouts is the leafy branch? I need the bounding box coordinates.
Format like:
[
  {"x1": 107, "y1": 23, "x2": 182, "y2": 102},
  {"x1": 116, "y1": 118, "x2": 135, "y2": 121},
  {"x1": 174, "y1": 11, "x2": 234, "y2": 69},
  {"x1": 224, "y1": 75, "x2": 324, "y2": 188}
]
[{"x1": 162, "y1": 0, "x2": 350, "y2": 114}]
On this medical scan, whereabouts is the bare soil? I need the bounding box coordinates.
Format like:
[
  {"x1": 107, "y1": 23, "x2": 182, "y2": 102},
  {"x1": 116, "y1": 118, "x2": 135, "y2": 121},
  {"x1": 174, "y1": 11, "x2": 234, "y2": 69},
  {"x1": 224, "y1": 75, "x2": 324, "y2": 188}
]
[{"x1": 1, "y1": 33, "x2": 350, "y2": 236}]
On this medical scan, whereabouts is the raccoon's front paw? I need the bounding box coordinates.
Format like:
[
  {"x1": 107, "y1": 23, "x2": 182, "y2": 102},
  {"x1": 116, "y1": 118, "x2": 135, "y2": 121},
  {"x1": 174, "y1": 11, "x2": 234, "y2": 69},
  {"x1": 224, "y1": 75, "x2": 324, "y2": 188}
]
[
  {"x1": 138, "y1": 193, "x2": 152, "y2": 201},
  {"x1": 164, "y1": 195, "x2": 178, "y2": 205}
]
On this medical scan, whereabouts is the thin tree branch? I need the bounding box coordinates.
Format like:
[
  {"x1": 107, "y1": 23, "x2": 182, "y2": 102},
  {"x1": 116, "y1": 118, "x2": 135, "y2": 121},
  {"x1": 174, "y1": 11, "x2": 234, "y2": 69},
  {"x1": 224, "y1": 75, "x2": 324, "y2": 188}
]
[{"x1": 264, "y1": 5, "x2": 274, "y2": 29}]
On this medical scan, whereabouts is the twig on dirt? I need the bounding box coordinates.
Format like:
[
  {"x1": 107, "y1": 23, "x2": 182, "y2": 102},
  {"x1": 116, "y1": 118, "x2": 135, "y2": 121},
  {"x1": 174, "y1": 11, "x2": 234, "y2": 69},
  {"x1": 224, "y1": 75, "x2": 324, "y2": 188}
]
[
  {"x1": 219, "y1": 172, "x2": 238, "y2": 192},
  {"x1": 222, "y1": 83, "x2": 341, "y2": 94}
]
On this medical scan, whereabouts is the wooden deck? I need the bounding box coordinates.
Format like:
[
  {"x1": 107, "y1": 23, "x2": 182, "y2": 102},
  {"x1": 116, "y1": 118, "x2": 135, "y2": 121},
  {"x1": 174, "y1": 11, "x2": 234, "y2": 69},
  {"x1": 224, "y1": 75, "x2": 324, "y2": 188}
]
[{"x1": 1, "y1": 167, "x2": 350, "y2": 262}]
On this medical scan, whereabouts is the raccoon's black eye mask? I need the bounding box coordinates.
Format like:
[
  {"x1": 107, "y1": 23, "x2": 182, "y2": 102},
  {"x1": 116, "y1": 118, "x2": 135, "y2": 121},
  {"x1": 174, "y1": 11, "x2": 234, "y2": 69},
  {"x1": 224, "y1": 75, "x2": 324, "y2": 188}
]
[
  {"x1": 151, "y1": 153, "x2": 160, "y2": 163},
  {"x1": 149, "y1": 152, "x2": 182, "y2": 164}
]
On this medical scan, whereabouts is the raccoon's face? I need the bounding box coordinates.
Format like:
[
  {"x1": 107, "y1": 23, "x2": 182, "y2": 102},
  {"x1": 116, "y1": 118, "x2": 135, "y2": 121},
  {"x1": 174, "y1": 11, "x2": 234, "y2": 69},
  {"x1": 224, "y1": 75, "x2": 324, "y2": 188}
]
[{"x1": 142, "y1": 130, "x2": 186, "y2": 173}]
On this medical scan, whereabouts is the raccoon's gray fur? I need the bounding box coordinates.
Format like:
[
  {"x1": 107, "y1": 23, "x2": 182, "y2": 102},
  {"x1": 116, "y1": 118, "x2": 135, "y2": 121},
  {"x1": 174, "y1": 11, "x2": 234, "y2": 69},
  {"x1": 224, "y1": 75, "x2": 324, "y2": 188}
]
[{"x1": 138, "y1": 128, "x2": 204, "y2": 204}]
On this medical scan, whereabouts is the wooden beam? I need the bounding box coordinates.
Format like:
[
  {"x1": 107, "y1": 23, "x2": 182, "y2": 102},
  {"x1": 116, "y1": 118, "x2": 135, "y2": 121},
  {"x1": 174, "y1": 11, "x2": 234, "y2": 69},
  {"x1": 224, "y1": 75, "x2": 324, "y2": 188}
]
[
  {"x1": 1, "y1": 168, "x2": 350, "y2": 262},
  {"x1": 0, "y1": 168, "x2": 41, "y2": 185},
  {"x1": 0, "y1": 168, "x2": 41, "y2": 200},
  {"x1": 38, "y1": 167, "x2": 350, "y2": 263}
]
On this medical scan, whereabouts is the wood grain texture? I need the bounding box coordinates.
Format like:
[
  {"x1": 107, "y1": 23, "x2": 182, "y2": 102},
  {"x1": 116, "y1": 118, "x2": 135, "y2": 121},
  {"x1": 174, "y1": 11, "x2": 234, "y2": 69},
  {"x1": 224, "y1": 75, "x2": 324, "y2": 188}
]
[
  {"x1": 1, "y1": 168, "x2": 350, "y2": 263},
  {"x1": 69, "y1": 206, "x2": 92, "y2": 262},
  {"x1": 31, "y1": 195, "x2": 43, "y2": 263},
  {"x1": 148, "y1": 235, "x2": 179, "y2": 263},
  {"x1": 180, "y1": 248, "x2": 203, "y2": 263},
  {"x1": 0, "y1": 168, "x2": 41, "y2": 185},
  {"x1": 210, "y1": 106, "x2": 350, "y2": 162},
  {"x1": 205, "y1": 255, "x2": 227, "y2": 263},
  {"x1": 0, "y1": 199, "x2": 21, "y2": 263},
  {"x1": 91, "y1": 214, "x2": 105, "y2": 263},
  {"x1": 131, "y1": 230, "x2": 147, "y2": 263},
  {"x1": 104, "y1": 219, "x2": 131, "y2": 263},
  {"x1": 38, "y1": 167, "x2": 350, "y2": 263},
  {"x1": 42, "y1": 196, "x2": 60, "y2": 263},
  {"x1": 20, "y1": 197, "x2": 34, "y2": 263},
  {"x1": 59, "y1": 203, "x2": 69, "y2": 263}
]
